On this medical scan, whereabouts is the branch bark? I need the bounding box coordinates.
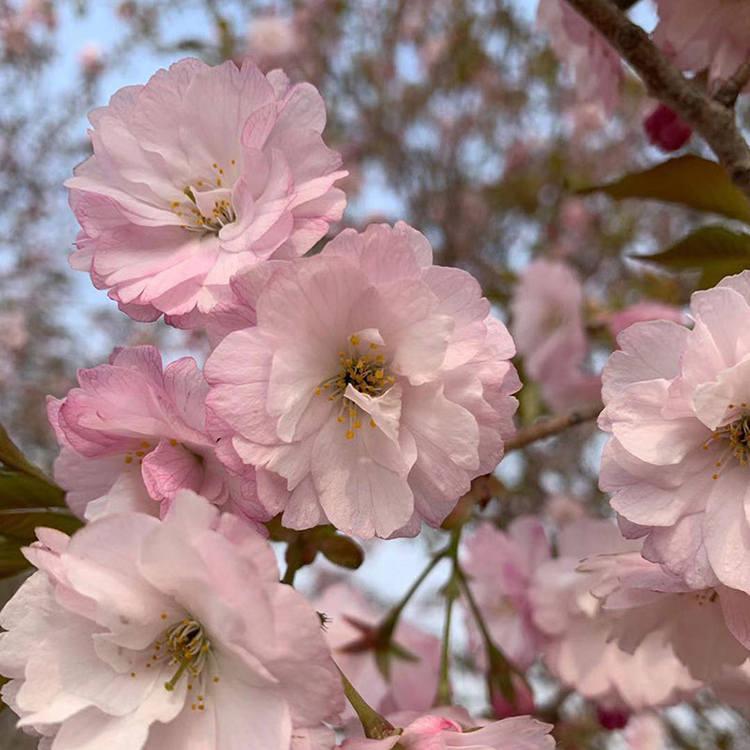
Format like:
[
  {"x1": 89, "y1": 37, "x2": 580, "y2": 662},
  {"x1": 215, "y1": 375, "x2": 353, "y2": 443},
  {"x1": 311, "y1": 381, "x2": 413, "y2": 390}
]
[
  {"x1": 564, "y1": 0, "x2": 750, "y2": 198},
  {"x1": 504, "y1": 402, "x2": 602, "y2": 453}
]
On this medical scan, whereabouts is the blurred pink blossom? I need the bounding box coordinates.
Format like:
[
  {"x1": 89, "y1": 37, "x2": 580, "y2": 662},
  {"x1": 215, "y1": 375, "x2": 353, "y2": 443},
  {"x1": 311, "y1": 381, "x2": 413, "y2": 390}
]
[
  {"x1": 602, "y1": 301, "x2": 687, "y2": 339},
  {"x1": 315, "y1": 581, "x2": 440, "y2": 717},
  {"x1": 461, "y1": 518, "x2": 550, "y2": 670},
  {"x1": 537, "y1": 0, "x2": 623, "y2": 113},
  {"x1": 654, "y1": 0, "x2": 750, "y2": 89},
  {"x1": 246, "y1": 15, "x2": 297, "y2": 66},
  {"x1": 529, "y1": 518, "x2": 698, "y2": 710},
  {"x1": 78, "y1": 42, "x2": 104, "y2": 78},
  {"x1": 511, "y1": 259, "x2": 601, "y2": 411},
  {"x1": 586, "y1": 548, "x2": 750, "y2": 682}
]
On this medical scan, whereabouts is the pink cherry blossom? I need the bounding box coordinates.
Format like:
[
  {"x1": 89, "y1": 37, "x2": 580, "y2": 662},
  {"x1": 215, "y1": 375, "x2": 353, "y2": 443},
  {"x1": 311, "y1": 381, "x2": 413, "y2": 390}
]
[
  {"x1": 599, "y1": 271, "x2": 750, "y2": 591},
  {"x1": 66, "y1": 58, "x2": 346, "y2": 324},
  {"x1": 654, "y1": 0, "x2": 750, "y2": 89},
  {"x1": 315, "y1": 581, "x2": 440, "y2": 717},
  {"x1": 0, "y1": 491, "x2": 344, "y2": 749},
  {"x1": 537, "y1": 0, "x2": 623, "y2": 113},
  {"x1": 529, "y1": 518, "x2": 698, "y2": 710},
  {"x1": 340, "y1": 707, "x2": 554, "y2": 750},
  {"x1": 461, "y1": 518, "x2": 550, "y2": 670},
  {"x1": 205, "y1": 222, "x2": 520, "y2": 538},
  {"x1": 511, "y1": 259, "x2": 600, "y2": 411},
  {"x1": 247, "y1": 16, "x2": 297, "y2": 66},
  {"x1": 601, "y1": 301, "x2": 687, "y2": 339},
  {"x1": 585, "y1": 548, "x2": 750, "y2": 682},
  {"x1": 48, "y1": 345, "x2": 264, "y2": 525},
  {"x1": 622, "y1": 713, "x2": 668, "y2": 750}
]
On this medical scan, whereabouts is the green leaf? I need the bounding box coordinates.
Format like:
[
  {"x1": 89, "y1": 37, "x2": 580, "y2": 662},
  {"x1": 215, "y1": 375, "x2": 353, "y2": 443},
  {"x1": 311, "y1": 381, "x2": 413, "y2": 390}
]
[
  {"x1": 0, "y1": 537, "x2": 31, "y2": 577},
  {"x1": 0, "y1": 470, "x2": 65, "y2": 509},
  {"x1": 0, "y1": 423, "x2": 53, "y2": 484},
  {"x1": 579, "y1": 155, "x2": 750, "y2": 223},
  {"x1": 634, "y1": 226, "x2": 750, "y2": 288}
]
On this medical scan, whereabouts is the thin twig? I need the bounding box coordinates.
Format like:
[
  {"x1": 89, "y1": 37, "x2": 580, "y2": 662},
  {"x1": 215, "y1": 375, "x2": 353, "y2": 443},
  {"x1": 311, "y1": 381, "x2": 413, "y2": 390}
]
[
  {"x1": 564, "y1": 0, "x2": 750, "y2": 198},
  {"x1": 504, "y1": 402, "x2": 602, "y2": 453},
  {"x1": 715, "y1": 59, "x2": 750, "y2": 108}
]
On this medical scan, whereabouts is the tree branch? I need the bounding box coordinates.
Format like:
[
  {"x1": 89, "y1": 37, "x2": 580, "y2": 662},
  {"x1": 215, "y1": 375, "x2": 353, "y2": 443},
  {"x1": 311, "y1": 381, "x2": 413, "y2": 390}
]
[
  {"x1": 564, "y1": 0, "x2": 750, "y2": 198},
  {"x1": 715, "y1": 59, "x2": 750, "y2": 108},
  {"x1": 505, "y1": 402, "x2": 602, "y2": 453}
]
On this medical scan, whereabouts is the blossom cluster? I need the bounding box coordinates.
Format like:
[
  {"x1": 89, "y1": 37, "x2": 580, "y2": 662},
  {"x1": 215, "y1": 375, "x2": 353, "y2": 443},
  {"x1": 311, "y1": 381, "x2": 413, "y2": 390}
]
[
  {"x1": 4, "y1": 3, "x2": 750, "y2": 746},
  {"x1": 0, "y1": 57, "x2": 540, "y2": 750}
]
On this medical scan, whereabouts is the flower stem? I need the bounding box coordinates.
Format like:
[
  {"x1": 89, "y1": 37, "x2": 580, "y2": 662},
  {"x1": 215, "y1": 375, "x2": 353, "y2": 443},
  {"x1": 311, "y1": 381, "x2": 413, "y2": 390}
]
[
  {"x1": 336, "y1": 663, "x2": 397, "y2": 740},
  {"x1": 434, "y1": 527, "x2": 462, "y2": 706},
  {"x1": 457, "y1": 564, "x2": 529, "y2": 705},
  {"x1": 378, "y1": 544, "x2": 448, "y2": 642}
]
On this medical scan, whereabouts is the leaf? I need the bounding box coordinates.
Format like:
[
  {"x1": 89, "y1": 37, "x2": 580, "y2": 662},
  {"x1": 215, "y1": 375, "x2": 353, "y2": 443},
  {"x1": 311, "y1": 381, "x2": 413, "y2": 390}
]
[
  {"x1": 634, "y1": 226, "x2": 750, "y2": 288},
  {"x1": 579, "y1": 155, "x2": 750, "y2": 223},
  {"x1": 0, "y1": 537, "x2": 31, "y2": 577},
  {"x1": 0, "y1": 423, "x2": 52, "y2": 484},
  {"x1": 0, "y1": 470, "x2": 65, "y2": 509}
]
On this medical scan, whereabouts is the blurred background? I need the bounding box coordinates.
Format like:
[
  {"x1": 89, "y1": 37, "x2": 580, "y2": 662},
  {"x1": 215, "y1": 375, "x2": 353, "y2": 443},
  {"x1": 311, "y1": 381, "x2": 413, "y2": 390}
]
[{"x1": 2, "y1": 1, "x2": 747, "y2": 747}]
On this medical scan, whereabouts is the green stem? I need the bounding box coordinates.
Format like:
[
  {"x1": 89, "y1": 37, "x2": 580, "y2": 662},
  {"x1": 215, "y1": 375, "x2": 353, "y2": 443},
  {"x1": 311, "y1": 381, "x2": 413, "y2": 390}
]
[
  {"x1": 337, "y1": 663, "x2": 397, "y2": 740},
  {"x1": 435, "y1": 528, "x2": 462, "y2": 706},
  {"x1": 282, "y1": 543, "x2": 303, "y2": 586},
  {"x1": 379, "y1": 545, "x2": 449, "y2": 641},
  {"x1": 458, "y1": 565, "x2": 527, "y2": 704}
]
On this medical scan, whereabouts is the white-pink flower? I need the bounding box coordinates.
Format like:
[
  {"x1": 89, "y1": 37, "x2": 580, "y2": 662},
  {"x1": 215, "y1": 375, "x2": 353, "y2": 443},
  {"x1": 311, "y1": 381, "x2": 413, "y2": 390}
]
[
  {"x1": 315, "y1": 582, "x2": 440, "y2": 717},
  {"x1": 0, "y1": 491, "x2": 344, "y2": 749},
  {"x1": 529, "y1": 518, "x2": 698, "y2": 710},
  {"x1": 340, "y1": 708, "x2": 554, "y2": 750},
  {"x1": 654, "y1": 0, "x2": 750, "y2": 88},
  {"x1": 205, "y1": 222, "x2": 520, "y2": 539},
  {"x1": 599, "y1": 271, "x2": 750, "y2": 591},
  {"x1": 585, "y1": 548, "x2": 750, "y2": 682},
  {"x1": 247, "y1": 16, "x2": 297, "y2": 65},
  {"x1": 461, "y1": 518, "x2": 550, "y2": 670},
  {"x1": 537, "y1": 0, "x2": 623, "y2": 113},
  {"x1": 48, "y1": 345, "x2": 264, "y2": 525},
  {"x1": 66, "y1": 58, "x2": 346, "y2": 324},
  {"x1": 511, "y1": 259, "x2": 600, "y2": 411}
]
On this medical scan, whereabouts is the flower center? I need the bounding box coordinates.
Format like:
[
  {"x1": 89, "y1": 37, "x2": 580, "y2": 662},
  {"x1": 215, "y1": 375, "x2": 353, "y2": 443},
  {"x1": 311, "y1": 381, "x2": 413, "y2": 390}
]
[
  {"x1": 705, "y1": 408, "x2": 750, "y2": 479},
  {"x1": 314, "y1": 334, "x2": 395, "y2": 440},
  {"x1": 162, "y1": 618, "x2": 211, "y2": 691},
  {"x1": 134, "y1": 615, "x2": 220, "y2": 713},
  {"x1": 169, "y1": 161, "x2": 237, "y2": 235}
]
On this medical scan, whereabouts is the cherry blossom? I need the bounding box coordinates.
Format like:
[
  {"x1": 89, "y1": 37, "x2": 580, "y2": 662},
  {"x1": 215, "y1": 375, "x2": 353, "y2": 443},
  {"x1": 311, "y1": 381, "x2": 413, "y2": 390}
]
[
  {"x1": 536, "y1": 0, "x2": 623, "y2": 113},
  {"x1": 0, "y1": 491, "x2": 343, "y2": 749},
  {"x1": 340, "y1": 707, "x2": 554, "y2": 750},
  {"x1": 461, "y1": 518, "x2": 550, "y2": 669},
  {"x1": 599, "y1": 271, "x2": 750, "y2": 591},
  {"x1": 654, "y1": 0, "x2": 750, "y2": 88},
  {"x1": 510, "y1": 259, "x2": 600, "y2": 411},
  {"x1": 66, "y1": 57, "x2": 346, "y2": 324},
  {"x1": 585, "y1": 548, "x2": 750, "y2": 682},
  {"x1": 529, "y1": 518, "x2": 698, "y2": 710},
  {"x1": 205, "y1": 222, "x2": 520, "y2": 538},
  {"x1": 48, "y1": 345, "x2": 263, "y2": 525}
]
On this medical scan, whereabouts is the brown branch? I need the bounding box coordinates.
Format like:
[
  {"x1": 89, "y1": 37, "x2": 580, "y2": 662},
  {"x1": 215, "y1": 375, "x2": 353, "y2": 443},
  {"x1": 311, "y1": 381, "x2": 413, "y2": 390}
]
[
  {"x1": 564, "y1": 0, "x2": 750, "y2": 198},
  {"x1": 504, "y1": 402, "x2": 602, "y2": 453},
  {"x1": 715, "y1": 59, "x2": 750, "y2": 108}
]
